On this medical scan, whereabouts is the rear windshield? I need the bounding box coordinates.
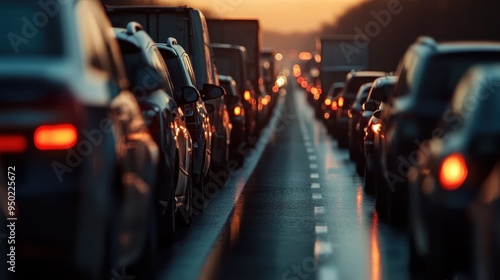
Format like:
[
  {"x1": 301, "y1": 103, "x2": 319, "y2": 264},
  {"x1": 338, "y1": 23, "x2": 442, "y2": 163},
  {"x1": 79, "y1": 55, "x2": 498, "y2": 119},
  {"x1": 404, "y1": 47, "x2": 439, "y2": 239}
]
[
  {"x1": 420, "y1": 52, "x2": 500, "y2": 101},
  {"x1": 345, "y1": 76, "x2": 381, "y2": 95},
  {"x1": 368, "y1": 83, "x2": 395, "y2": 102},
  {"x1": 0, "y1": 2, "x2": 63, "y2": 56},
  {"x1": 214, "y1": 49, "x2": 245, "y2": 91}
]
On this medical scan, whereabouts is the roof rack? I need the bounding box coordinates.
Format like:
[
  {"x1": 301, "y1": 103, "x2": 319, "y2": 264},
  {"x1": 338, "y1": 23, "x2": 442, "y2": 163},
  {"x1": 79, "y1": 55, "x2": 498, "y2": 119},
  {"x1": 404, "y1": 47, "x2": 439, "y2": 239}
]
[{"x1": 126, "y1": 21, "x2": 144, "y2": 35}]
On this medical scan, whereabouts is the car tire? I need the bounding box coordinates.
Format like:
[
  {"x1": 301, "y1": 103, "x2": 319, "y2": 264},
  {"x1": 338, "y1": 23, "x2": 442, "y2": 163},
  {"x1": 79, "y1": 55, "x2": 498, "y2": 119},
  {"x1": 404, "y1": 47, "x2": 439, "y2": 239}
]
[
  {"x1": 157, "y1": 181, "x2": 176, "y2": 248},
  {"x1": 128, "y1": 206, "x2": 158, "y2": 280},
  {"x1": 177, "y1": 172, "x2": 193, "y2": 227}
]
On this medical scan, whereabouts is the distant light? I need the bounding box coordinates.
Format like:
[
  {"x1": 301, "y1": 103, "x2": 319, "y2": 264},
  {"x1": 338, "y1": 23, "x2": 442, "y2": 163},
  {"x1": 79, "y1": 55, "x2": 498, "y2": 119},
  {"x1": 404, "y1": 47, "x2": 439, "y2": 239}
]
[
  {"x1": 263, "y1": 61, "x2": 270, "y2": 69},
  {"x1": 293, "y1": 64, "x2": 301, "y2": 77},
  {"x1": 275, "y1": 53, "x2": 283, "y2": 61},
  {"x1": 310, "y1": 68, "x2": 320, "y2": 78},
  {"x1": 282, "y1": 69, "x2": 290, "y2": 77},
  {"x1": 299, "y1": 52, "x2": 313, "y2": 61},
  {"x1": 315, "y1": 54, "x2": 321, "y2": 63}
]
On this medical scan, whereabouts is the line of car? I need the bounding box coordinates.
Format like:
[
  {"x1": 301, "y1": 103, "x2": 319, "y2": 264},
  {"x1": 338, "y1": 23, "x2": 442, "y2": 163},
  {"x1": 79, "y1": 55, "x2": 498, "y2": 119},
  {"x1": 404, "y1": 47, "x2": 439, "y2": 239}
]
[
  {"x1": 0, "y1": 1, "x2": 280, "y2": 279},
  {"x1": 303, "y1": 36, "x2": 500, "y2": 280}
]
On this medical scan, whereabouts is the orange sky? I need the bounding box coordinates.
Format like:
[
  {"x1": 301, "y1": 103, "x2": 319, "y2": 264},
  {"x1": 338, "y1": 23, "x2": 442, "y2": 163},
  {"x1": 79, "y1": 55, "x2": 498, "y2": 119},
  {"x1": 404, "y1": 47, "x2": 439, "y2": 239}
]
[{"x1": 168, "y1": 0, "x2": 368, "y2": 33}]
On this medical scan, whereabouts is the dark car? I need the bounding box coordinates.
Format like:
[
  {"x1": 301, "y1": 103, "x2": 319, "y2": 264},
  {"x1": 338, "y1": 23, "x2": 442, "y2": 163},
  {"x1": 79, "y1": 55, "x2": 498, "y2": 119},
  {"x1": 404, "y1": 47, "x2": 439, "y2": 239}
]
[
  {"x1": 364, "y1": 108, "x2": 383, "y2": 194},
  {"x1": 219, "y1": 75, "x2": 246, "y2": 165},
  {"x1": 407, "y1": 64, "x2": 500, "y2": 279},
  {"x1": 362, "y1": 76, "x2": 397, "y2": 193},
  {"x1": 378, "y1": 37, "x2": 500, "y2": 224},
  {"x1": 107, "y1": 6, "x2": 230, "y2": 198},
  {"x1": 336, "y1": 71, "x2": 386, "y2": 147},
  {"x1": 0, "y1": 1, "x2": 158, "y2": 279},
  {"x1": 156, "y1": 38, "x2": 225, "y2": 214},
  {"x1": 211, "y1": 43, "x2": 257, "y2": 140},
  {"x1": 114, "y1": 23, "x2": 199, "y2": 236},
  {"x1": 321, "y1": 82, "x2": 345, "y2": 136},
  {"x1": 347, "y1": 82, "x2": 373, "y2": 163}
]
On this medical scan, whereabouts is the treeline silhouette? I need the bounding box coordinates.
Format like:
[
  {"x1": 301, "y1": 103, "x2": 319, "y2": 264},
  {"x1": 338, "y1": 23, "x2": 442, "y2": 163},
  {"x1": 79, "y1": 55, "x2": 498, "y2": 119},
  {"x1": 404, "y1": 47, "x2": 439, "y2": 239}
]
[{"x1": 320, "y1": 0, "x2": 500, "y2": 70}]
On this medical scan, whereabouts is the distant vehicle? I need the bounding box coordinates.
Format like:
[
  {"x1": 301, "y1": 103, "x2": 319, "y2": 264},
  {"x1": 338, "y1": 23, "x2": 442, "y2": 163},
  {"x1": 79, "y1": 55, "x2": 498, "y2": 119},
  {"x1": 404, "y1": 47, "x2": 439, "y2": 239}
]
[
  {"x1": 211, "y1": 43, "x2": 257, "y2": 140},
  {"x1": 0, "y1": 1, "x2": 158, "y2": 279},
  {"x1": 378, "y1": 37, "x2": 500, "y2": 224},
  {"x1": 157, "y1": 38, "x2": 225, "y2": 215},
  {"x1": 348, "y1": 82, "x2": 373, "y2": 165},
  {"x1": 207, "y1": 19, "x2": 269, "y2": 133},
  {"x1": 114, "y1": 23, "x2": 199, "y2": 241},
  {"x1": 321, "y1": 82, "x2": 345, "y2": 136},
  {"x1": 316, "y1": 35, "x2": 370, "y2": 117},
  {"x1": 261, "y1": 48, "x2": 277, "y2": 107},
  {"x1": 107, "y1": 6, "x2": 230, "y2": 197},
  {"x1": 219, "y1": 75, "x2": 246, "y2": 165},
  {"x1": 408, "y1": 64, "x2": 500, "y2": 279},
  {"x1": 364, "y1": 108, "x2": 383, "y2": 194},
  {"x1": 336, "y1": 71, "x2": 386, "y2": 147}
]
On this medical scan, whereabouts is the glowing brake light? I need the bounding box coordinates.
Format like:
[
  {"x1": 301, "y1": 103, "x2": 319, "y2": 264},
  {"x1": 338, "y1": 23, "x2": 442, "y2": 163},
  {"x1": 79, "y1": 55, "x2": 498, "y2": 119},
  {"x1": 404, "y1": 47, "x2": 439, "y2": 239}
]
[
  {"x1": 371, "y1": 123, "x2": 382, "y2": 134},
  {"x1": 244, "y1": 90, "x2": 251, "y2": 101},
  {"x1": 439, "y1": 153, "x2": 468, "y2": 191},
  {"x1": 0, "y1": 135, "x2": 28, "y2": 153},
  {"x1": 331, "y1": 101, "x2": 338, "y2": 111},
  {"x1": 261, "y1": 97, "x2": 269, "y2": 106},
  {"x1": 338, "y1": 97, "x2": 344, "y2": 107},
  {"x1": 34, "y1": 124, "x2": 77, "y2": 150},
  {"x1": 324, "y1": 99, "x2": 332, "y2": 106},
  {"x1": 233, "y1": 106, "x2": 242, "y2": 116}
]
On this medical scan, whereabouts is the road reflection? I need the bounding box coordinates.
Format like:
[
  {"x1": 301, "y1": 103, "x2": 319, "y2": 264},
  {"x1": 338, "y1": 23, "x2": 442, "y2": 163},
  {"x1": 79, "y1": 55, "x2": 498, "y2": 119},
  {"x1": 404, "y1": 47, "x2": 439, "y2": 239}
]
[{"x1": 370, "y1": 212, "x2": 381, "y2": 280}]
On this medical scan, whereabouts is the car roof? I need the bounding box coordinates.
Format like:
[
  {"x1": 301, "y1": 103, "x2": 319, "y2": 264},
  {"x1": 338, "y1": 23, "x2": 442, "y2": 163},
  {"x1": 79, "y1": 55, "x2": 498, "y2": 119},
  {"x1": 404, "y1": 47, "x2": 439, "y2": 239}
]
[
  {"x1": 371, "y1": 76, "x2": 398, "y2": 87},
  {"x1": 347, "y1": 71, "x2": 386, "y2": 79},
  {"x1": 211, "y1": 43, "x2": 247, "y2": 53}
]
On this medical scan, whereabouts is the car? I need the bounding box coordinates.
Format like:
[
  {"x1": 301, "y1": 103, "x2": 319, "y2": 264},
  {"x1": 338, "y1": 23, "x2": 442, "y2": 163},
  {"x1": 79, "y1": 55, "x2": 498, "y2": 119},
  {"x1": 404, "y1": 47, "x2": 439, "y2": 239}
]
[
  {"x1": 362, "y1": 76, "x2": 397, "y2": 194},
  {"x1": 211, "y1": 43, "x2": 257, "y2": 141},
  {"x1": 321, "y1": 82, "x2": 345, "y2": 136},
  {"x1": 261, "y1": 48, "x2": 277, "y2": 108},
  {"x1": 407, "y1": 64, "x2": 500, "y2": 279},
  {"x1": 114, "y1": 23, "x2": 200, "y2": 239},
  {"x1": 107, "y1": 6, "x2": 230, "y2": 200},
  {"x1": 347, "y1": 82, "x2": 373, "y2": 164},
  {"x1": 336, "y1": 71, "x2": 386, "y2": 147},
  {"x1": 0, "y1": 1, "x2": 158, "y2": 279},
  {"x1": 378, "y1": 37, "x2": 500, "y2": 224},
  {"x1": 219, "y1": 75, "x2": 246, "y2": 165},
  {"x1": 156, "y1": 38, "x2": 225, "y2": 215}
]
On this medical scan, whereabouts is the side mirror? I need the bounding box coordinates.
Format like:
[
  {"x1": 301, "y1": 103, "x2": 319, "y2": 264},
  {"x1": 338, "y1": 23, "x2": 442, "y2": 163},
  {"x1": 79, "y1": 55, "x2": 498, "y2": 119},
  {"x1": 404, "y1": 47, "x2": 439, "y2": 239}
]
[
  {"x1": 205, "y1": 103, "x2": 215, "y2": 114},
  {"x1": 180, "y1": 86, "x2": 199, "y2": 105},
  {"x1": 362, "y1": 100, "x2": 379, "y2": 111},
  {"x1": 373, "y1": 109, "x2": 382, "y2": 119},
  {"x1": 201, "y1": 84, "x2": 225, "y2": 101}
]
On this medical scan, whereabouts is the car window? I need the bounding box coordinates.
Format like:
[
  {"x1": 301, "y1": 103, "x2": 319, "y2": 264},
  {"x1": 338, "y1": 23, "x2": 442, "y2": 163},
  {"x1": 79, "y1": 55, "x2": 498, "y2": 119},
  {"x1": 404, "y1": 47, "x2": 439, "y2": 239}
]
[
  {"x1": 182, "y1": 53, "x2": 198, "y2": 86},
  {"x1": 0, "y1": 2, "x2": 63, "y2": 56},
  {"x1": 152, "y1": 47, "x2": 176, "y2": 96},
  {"x1": 393, "y1": 53, "x2": 416, "y2": 98},
  {"x1": 164, "y1": 56, "x2": 186, "y2": 100}
]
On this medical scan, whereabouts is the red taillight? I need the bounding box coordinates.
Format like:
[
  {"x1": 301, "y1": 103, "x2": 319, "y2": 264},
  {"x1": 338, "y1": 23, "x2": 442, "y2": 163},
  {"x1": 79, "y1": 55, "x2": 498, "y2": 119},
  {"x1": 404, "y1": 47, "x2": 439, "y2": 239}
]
[
  {"x1": 0, "y1": 135, "x2": 28, "y2": 153},
  {"x1": 338, "y1": 97, "x2": 344, "y2": 107},
  {"x1": 331, "y1": 101, "x2": 338, "y2": 111},
  {"x1": 439, "y1": 153, "x2": 468, "y2": 191},
  {"x1": 324, "y1": 99, "x2": 332, "y2": 106},
  {"x1": 34, "y1": 124, "x2": 77, "y2": 150}
]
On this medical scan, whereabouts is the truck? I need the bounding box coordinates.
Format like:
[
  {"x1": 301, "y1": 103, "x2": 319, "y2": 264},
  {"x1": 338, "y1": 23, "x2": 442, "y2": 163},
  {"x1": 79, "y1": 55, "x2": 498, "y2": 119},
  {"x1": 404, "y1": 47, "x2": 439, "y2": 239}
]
[
  {"x1": 207, "y1": 19, "x2": 269, "y2": 132},
  {"x1": 317, "y1": 35, "x2": 370, "y2": 94},
  {"x1": 315, "y1": 35, "x2": 370, "y2": 117}
]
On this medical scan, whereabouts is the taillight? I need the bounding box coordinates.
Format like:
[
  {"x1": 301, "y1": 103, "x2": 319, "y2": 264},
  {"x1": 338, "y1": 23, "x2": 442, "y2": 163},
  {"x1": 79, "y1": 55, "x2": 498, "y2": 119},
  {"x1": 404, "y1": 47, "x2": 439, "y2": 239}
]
[
  {"x1": 371, "y1": 123, "x2": 382, "y2": 134},
  {"x1": 324, "y1": 99, "x2": 332, "y2": 106},
  {"x1": 338, "y1": 97, "x2": 344, "y2": 107},
  {"x1": 347, "y1": 109, "x2": 353, "y2": 118},
  {"x1": 0, "y1": 135, "x2": 28, "y2": 153},
  {"x1": 439, "y1": 153, "x2": 468, "y2": 191},
  {"x1": 244, "y1": 90, "x2": 251, "y2": 101},
  {"x1": 261, "y1": 97, "x2": 269, "y2": 106},
  {"x1": 34, "y1": 124, "x2": 77, "y2": 150},
  {"x1": 233, "y1": 106, "x2": 242, "y2": 116},
  {"x1": 331, "y1": 101, "x2": 338, "y2": 111}
]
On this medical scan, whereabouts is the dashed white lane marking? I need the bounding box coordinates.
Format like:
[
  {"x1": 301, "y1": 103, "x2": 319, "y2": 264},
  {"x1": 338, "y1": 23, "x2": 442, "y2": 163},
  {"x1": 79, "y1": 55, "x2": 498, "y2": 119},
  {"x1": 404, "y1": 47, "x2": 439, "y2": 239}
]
[
  {"x1": 312, "y1": 193, "x2": 323, "y2": 200},
  {"x1": 307, "y1": 148, "x2": 314, "y2": 154},
  {"x1": 314, "y1": 206, "x2": 325, "y2": 214},
  {"x1": 310, "y1": 163, "x2": 318, "y2": 169},
  {"x1": 311, "y1": 183, "x2": 321, "y2": 189},
  {"x1": 315, "y1": 225, "x2": 329, "y2": 234},
  {"x1": 308, "y1": 155, "x2": 317, "y2": 161},
  {"x1": 310, "y1": 173, "x2": 319, "y2": 179}
]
